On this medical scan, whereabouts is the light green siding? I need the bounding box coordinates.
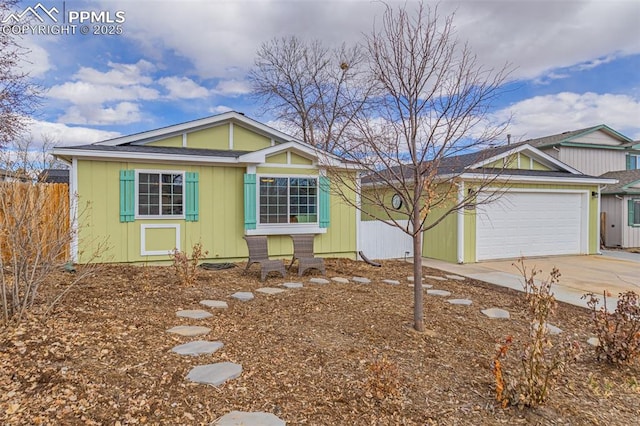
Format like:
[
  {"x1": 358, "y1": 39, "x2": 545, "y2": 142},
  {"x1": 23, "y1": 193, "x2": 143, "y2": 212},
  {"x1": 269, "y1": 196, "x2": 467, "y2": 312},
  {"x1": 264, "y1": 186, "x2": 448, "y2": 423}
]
[
  {"x1": 76, "y1": 160, "x2": 357, "y2": 264},
  {"x1": 256, "y1": 166, "x2": 317, "y2": 175},
  {"x1": 291, "y1": 153, "x2": 313, "y2": 165},
  {"x1": 484, "y1": 154, "x2": 552, "y2": 171},
  {"x1": 530, "y1": 159, "x2": 551, "y2": 171},
  {"x1": 234, "y1": 126, "x2": 272, "y2": 151},
  {"x1": 422, "y1": 208, "x2": 457, "y2": 263},
  {"x1": 266, "y1": 152, "x2": 287, "y2": 164},
  {"x1": 147, "y1": 135, "x2": 183, "y2": 148},
  {"x1": 187, "y1": 125, "x2": 229, "y2": 150}
]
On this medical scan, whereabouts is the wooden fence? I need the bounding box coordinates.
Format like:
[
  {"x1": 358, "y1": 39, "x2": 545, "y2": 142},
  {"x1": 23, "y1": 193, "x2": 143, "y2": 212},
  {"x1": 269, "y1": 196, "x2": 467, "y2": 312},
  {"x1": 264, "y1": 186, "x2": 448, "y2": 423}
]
[{"x1": 0, "y1": 182, "x2": 70, "y2": 263}]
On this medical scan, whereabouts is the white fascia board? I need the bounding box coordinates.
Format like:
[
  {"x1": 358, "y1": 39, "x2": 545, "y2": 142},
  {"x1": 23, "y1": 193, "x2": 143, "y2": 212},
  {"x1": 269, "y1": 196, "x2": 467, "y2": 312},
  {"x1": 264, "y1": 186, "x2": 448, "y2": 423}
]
[
  {"x1": 51, "y1": 148, "x2": 240, "y2": 165},
  {"x1": 458, "y1": 172, "x2": 618, "y2": 185},
  {"x1": 93, "y1": 111, "x2": 298, "y2": 147},
  {"x1": 239, "y1": 141, "x2": 349, "y2": 168},
  {"x1": 471, "y1": 144, "x2": 583, "y2": 175}
]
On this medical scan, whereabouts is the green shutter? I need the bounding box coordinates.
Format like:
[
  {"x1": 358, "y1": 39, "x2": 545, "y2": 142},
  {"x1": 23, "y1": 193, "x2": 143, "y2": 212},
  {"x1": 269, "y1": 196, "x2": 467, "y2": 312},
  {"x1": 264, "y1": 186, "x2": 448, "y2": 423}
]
[
  {"x1": 119, "y1": 170, "x2": 135, "y2": 222},
  {"x1": 185, "y1": 172, "x2": 199, "y2": 222},
  {"x1": 319, "y1": 176, "x2": 330, "y2": 228},
  {"x1": 244, "y1": 173, "x2": 257, "y2": 230},
  {"x1": 629, "y1": 199, "x2": 636, "y2": 226}
]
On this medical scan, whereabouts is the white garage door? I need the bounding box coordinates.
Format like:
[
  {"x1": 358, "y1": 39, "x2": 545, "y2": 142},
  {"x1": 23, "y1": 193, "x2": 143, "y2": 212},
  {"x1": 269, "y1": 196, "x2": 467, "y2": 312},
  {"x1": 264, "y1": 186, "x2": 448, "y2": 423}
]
[{"x1": 476, "y1": 191, "x2": 586, "y2": 261}]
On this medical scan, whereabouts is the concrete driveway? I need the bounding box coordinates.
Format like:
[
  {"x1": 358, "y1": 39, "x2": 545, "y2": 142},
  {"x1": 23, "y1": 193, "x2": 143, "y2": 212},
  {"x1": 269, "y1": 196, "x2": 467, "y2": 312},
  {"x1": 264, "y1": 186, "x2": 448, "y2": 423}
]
[{"x1": 422, "y1": 252, "x2": 639, "y2": 310}]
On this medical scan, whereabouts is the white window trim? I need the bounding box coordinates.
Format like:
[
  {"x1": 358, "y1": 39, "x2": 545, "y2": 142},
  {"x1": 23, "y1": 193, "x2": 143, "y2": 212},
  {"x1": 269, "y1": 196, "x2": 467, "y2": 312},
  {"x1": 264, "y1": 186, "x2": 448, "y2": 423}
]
[
  {"x1": 135, "y1": 169, "x2": 186, "y2": 220},
  {"x1": 140, "y1": 224, "x2": 181, "y2": 256},
  {"x1": 255, "y1": 173, "x2": 320, "y2": 233}
]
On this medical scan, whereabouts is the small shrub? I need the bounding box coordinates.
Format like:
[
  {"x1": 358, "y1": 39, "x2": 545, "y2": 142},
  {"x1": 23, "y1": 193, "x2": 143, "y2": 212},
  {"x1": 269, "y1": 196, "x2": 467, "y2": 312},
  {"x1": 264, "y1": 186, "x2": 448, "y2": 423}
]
[
  {"x1": 494, "y1": 262, "x2": 581, "y2": 408},
  {"x1": 583, "y1": 290, "x2": 640, "y2": 365},
  {"x1": 364, "y1": 354, "x2": 400, "y2": 400},
  {"x1": 171, "y1": 242, "x2": 208, "y2": 286}
]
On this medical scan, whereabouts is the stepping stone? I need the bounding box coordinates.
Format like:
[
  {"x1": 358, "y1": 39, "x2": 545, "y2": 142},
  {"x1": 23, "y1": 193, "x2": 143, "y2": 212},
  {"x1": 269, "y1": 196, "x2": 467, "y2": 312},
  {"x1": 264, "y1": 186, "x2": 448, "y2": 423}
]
[
  {"x1": 282, "y1": 282, "x2": 303, "y2": 289},
  {"x1": 424, "y1": 275, "x2": 447, "y2": 282},
  {"x1": 176, "y1": 309, "x2": 213, "y2": 319},
  {"x1": 448, "y1": 298, "x2": 473, "y2": 305},
  {"x1": 352, "y1": 276, "x2": 371, "y2": 284},
  {"x1": 309, "y1": 277, "x2": 330, "y2": 285},
  {"x1": 215, "y1": 411, "x2": 285, "y2": 426},
  {"x1": 587, "y1": 337, "x2": 600, "y2": 347},
  {"x1": 427, "y1": 289, "x2": 452, "y2": 297},
  {"x1": 172, "y1": 340, "x2": 223, "y2": 356},
  {"x1": 382, "y1": 279, "x2": 400, "y2": 285},
  {"x1": 332, "y1": 277, "x2": 349, "y2": 284},
  {"x1": 533, "y1": 322, "x2": 563, "y2": 335},
  {"x1": 256, "y1": 287, "x2": 285, "y2": 295},
  {"x1": 200, "y1": 300, "x2": 228, "y2": 309},
  {"x1": 445, "y1": 274, "x2": 466, "y2": 281},
  {"x1": 186, "y1": 362, "x2": 242, "y2": 386},
  {"x1": 166, "y1": 326, "x2": 211, "y2": 337},
  {"x1": 231, "y1": 292, "x2": 254, "y2": 301},
  {"x1": 408, "y1": 283, "x2": 433, "y2": 289},
  {"x1": 481, "y1": 308, "x2": 510, "y2": 319}
]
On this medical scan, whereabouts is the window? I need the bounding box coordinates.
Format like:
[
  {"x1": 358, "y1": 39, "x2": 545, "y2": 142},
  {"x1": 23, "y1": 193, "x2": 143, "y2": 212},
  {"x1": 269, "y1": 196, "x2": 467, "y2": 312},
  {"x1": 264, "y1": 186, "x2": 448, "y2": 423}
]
[
  {"x1": 259, "y1": 176, "x2": 317, "y2": 224},
  {"x1": 137, "y1": 171, "x2": 184, "y2": 217},
  {"x1": 627, "y1": 154, "x2": 639, "y2": 170},
  {"x1": 630, "y1": 199, "x2": 640, "y2": 227}
]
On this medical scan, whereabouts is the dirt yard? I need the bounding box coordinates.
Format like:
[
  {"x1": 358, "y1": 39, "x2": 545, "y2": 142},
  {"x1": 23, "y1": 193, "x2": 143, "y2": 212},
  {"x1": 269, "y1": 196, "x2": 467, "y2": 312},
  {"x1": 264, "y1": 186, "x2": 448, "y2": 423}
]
[{"x1": 1, "y1": 259, "x2": 638, "y2": 425}]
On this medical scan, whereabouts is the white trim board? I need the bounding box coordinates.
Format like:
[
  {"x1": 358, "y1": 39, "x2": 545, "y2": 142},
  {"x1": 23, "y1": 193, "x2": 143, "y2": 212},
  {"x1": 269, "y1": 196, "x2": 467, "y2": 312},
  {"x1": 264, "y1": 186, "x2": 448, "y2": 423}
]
[{"x1": 140, "y1": 224, "x2": 181, "y2": 256}]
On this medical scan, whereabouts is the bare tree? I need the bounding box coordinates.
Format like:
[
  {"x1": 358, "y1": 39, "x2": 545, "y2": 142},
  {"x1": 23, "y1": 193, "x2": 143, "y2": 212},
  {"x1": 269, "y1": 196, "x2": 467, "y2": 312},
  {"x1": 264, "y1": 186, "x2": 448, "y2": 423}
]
[
  {"x1": 0, "y1": 0, "x2": 40, "y2": 147},
  {"x1": 328, "y1": 3, "x2": 511, "y2": 331},
  {"x1": 249, "y1": 36, "x2": 372, "y2": 152},
  {"x1": 0, "y1": 134, "x2": 69, "y2": 181}
]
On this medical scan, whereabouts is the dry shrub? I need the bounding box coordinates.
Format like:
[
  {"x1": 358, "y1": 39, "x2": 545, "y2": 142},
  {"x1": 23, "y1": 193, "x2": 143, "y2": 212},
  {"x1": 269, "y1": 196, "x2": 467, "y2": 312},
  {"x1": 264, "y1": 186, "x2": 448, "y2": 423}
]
[
  {"x1": 494, "y1": 260, "x2": 581, "y2": 408},
  {"x1": 583, "y1": 291, "x2": 640, "y2": 365},
  {"x1": 364, "y1": 354, "x2": 400, "y2": 400},
  {"x1": 171, "y1": 242, "x2": 208, "y2": 286}
]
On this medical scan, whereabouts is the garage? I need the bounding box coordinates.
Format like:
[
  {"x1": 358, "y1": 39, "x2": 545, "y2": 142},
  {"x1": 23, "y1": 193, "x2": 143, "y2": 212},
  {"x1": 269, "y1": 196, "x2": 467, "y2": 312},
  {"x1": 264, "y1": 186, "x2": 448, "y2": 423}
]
[{"x1": 476, "y1": 191, "x2": 588, "y2": 261}]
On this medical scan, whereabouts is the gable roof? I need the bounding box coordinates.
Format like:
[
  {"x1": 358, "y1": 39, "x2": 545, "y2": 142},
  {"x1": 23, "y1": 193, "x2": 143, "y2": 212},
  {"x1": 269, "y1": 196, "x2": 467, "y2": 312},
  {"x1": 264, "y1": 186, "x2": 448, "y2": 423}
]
[
  {"x1": 600, "y1": 169, "x2": 640, "y2": 195},
  {"x1": 362, "y1": 142, "x2": 614, "y2": 185},
  {"x1": 522, "y1": 124, "x2": 633, "y2": 149}
]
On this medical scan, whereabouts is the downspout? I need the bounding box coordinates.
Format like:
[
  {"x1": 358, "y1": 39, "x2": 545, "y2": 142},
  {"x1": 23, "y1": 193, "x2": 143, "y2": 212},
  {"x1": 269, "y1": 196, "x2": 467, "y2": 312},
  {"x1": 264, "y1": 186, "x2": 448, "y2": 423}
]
[
  {"x1": 457, "y1": 181, "x2": 464, "y2": 263},
  {"x1": 70, "y1": 158, "x2": 79, "y2": 263},
  {"x1": 596, "y1": 184, "x2": 602, "y2": 255},
  {"x1": 355, "y1": 172, "x2": 362, "y2": 258}
]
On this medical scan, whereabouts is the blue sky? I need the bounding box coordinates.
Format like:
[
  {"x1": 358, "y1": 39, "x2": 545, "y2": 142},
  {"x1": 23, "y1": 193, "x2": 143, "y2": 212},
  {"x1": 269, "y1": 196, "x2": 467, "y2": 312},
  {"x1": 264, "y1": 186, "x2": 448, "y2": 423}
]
[{"x1": 7, "y1": 0, "x2": 640, "y2": 147}]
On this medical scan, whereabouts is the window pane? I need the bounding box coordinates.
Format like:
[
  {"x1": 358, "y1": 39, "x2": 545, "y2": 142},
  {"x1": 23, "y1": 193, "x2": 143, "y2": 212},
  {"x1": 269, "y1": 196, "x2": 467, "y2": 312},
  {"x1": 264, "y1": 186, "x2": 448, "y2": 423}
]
[
  {"x1": 288, "y1": 177, "x2": 317, "y2": 224},
  {"x1": 259, "y1": 176, "x2": 289, "y2": 224},
  {"x1": 634, "y1": 201, "x2": 640, "y2": 225},
  {"x1": 138, "y1": 172, "x2": 183, "y2": 217}
]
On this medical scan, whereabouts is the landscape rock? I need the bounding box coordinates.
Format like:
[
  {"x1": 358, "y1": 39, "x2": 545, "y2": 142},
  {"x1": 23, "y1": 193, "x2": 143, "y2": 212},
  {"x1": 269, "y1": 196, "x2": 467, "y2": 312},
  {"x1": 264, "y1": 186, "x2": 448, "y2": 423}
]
[
  {"x1": 332, "y1": 277, "x2": 350, "y2": 284},
  {"x1": 200, "y1": 300, "x2": 228, "y2": 309},
  {"x1": 447, "y1": 299, "x2": 473, "y2": 305},
  {"x1": 382, "y1": 279, "x2": 400, "y2": 285},
  {"x1": 424, "y1": 275, "x2": 447, "y2": 282},
  {"x1": 445, "y1": 274, "x2": 466, "y2": 281},
  {"x1": 309, "y1": 278, "x2": 330, "y2": 285},
  {"x1": 427, "y1": 289, "x2": 452, "y2": 297},
  {"x1": 231, "y1": 292, "x2": 254, "y2": 301},
  {"x1": 166, "y1": 326, "x2": 211, "y2": 337},
  {"x1": 172, "y1": 341, "x2": 223, "y2": 356},
  {"x1": 352, "y1": 276, "x2": 371, "y2": 284},
  {"x1": 176, "y1": 309, "x2": 213, "y2": 319},
  {"x1": 481, "y1": 308, "x2": 510, "y2": 319},
  {"x1": 256, "y1": 287, "x2": 286, "y2": 295},
  {"x1": 186, "y1": 362, "x2": 242, "y2": 386},
  {"x1": 214, "y1": 411, "x2": 286, "y2": 426},
  {"x1": 282, "y1": 282, "x2": 303, "y2": 289}
]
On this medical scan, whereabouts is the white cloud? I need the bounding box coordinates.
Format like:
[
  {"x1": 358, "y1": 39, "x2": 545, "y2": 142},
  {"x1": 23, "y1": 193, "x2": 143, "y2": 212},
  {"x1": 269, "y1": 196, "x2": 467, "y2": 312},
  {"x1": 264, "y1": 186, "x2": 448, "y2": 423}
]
[
  {"x1": 495, "y1": 92, "x2": 640, "y2": 141},
  {"x1": 19, "y1": 37, "x2": 51, "y2": 78},
  {"x1": 48, "y1": 80, "x2": 159, "y2": 105},
  {"x1": 25, "y1": 119, "x2": 121, "y2": 147},
  {"x1": 214, "y1": 79, "x2": 251, "y2": 96},
  {"x1": 74, "y1": 60, "x2": 155, "y2": 86},
  {"x1": 159, "y1": 76, "x2": 209, "y2": 99},
  {"x1": 59, "y1": 102, "x2": 141, "y2": 125},
  {"x1": 209, "y1": 105, "x2": 233, "y2": 114}
]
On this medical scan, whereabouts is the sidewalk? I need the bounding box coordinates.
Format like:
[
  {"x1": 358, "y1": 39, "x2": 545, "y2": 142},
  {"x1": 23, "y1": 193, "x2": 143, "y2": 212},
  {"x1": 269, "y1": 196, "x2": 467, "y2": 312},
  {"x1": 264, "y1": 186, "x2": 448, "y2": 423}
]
[{"x1": 420, "y1": 255, "x2": 639, "y2": 311}]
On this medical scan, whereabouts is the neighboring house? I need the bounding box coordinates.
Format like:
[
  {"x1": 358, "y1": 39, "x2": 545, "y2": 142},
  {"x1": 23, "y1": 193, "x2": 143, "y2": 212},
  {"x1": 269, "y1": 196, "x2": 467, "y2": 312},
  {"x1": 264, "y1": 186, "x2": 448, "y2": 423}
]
[
  {"x1": 524, "y1": 124, "x2": 640, "y2": 176},
  {"x1": 361, "y1": 143, "x2": 616, "y2": 263},
  {"x1": 599, "y1": 170, "x2": 640, "y2": 248},
  {"x1": 38, "y1": 168, "x2": 70, "y2": 184},
  {"x1": 524, "y1": 124, "x2": 640, "y2": 249},
  {"x1": 52, "y1": 112, "x2": 359, "y2": 264}
]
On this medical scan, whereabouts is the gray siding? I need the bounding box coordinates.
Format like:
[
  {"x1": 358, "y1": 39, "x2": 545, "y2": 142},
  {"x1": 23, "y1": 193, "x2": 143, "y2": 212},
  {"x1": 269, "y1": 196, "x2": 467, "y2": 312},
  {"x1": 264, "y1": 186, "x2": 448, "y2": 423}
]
[
  {"x1": 623, "y1": 196, "x2": 640, "y2": 248},
  {"x1": 557, "y1": 147, "x2": 626, "y2": 176}
]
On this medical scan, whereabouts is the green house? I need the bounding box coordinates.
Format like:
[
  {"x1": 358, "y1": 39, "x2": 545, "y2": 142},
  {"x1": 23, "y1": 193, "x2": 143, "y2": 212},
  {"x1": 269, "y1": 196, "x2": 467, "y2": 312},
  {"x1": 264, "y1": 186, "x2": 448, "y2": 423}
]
[
  {"x1": 360, "y1": 143, "x2": 617, "y2": 263},
  {"x1": 53, "y1": 112, "x2": 359, "y2": 264}
]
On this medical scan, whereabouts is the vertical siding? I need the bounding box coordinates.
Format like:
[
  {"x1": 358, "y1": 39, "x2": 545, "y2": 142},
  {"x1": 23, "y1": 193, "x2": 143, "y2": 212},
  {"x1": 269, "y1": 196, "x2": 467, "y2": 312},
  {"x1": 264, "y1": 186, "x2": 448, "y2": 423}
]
[
  {"x1": 422, "y1": 202, "x2": 458, "y2": 263},
  {"x1": 557, "y1": 147, "x2": 626, "y2": 176},
  {"x1": 573, "y1": 132, "x2": 622, "y2": 146},
  {"x1": 601, "y1": 195, "x2": 622, "y2": 247},
  {"x1": 234, "y1": 126, "x2": 272, "y2": 151},
  {"x1": 623, "y1": 196, "x2": 640, "y2": 248},
  {"x1": 188, "y1": 125, "x2": 229, "y2": 150},
  {"x1": 146, "y1": 136, "x2": 183, "y2": 147}
]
